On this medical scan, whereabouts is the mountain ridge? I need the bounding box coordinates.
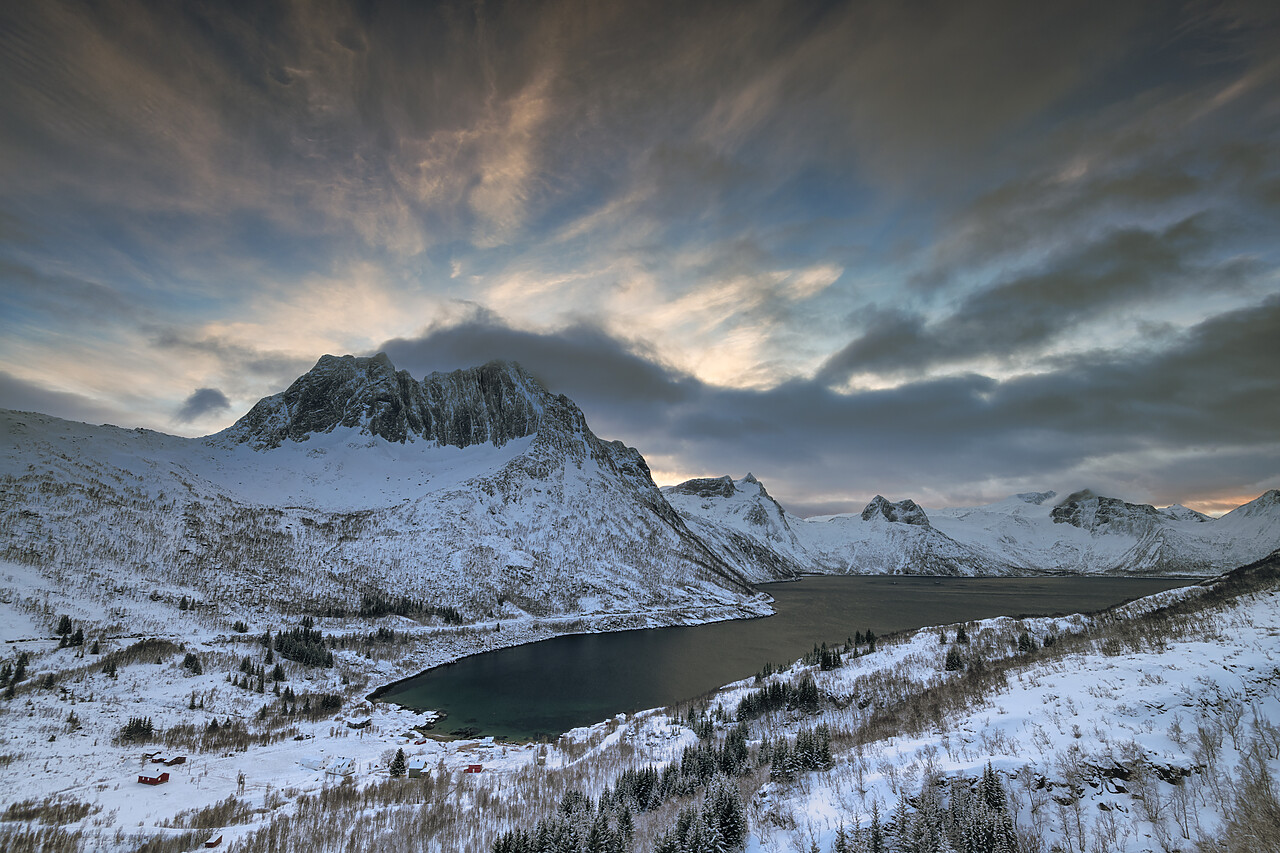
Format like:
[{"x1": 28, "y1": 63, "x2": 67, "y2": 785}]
[
  {"x1": 663, "y1": 473, "x2": 1280, "y2": 579},
  {"x1": 3, "y1": 354, "x2": 1278, "y2": 633},
  {"x1": 217, "y1": 354, "x2": 550, "y2": 450}
]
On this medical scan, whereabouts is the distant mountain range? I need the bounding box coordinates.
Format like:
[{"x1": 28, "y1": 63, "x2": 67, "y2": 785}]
[
  {"x1": 664, "y1": 476, "x2": 1280, "y2": 580},
  {"x1": 2, "y1": 354, "x2": 1277, "y2": 624}
]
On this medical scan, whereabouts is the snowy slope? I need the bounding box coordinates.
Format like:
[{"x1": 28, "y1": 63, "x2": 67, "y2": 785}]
[
  {"x1": 0, "y1": 355, "x2": 760, "y2": 625},
  {"x1": 667, "y1": 476, "x2": 1280, "y2": 579},
  {"x1": 932, "y1": 487, "x2": 1280, "y2": 575}
]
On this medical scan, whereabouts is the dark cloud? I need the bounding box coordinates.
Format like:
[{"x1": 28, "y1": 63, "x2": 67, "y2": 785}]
[
  {"x1": 175, "y1": 387, "x2": 231, "y2": 423},
  {"x1": 377, "y1": 300, "x2": 1280, "y2": 515},
  {"x1": 380, "y1": 311, "x2": 697, "y2": 407},
  {"x1": 818, "y1": 215, "x2": 1254, "y2": 383}
]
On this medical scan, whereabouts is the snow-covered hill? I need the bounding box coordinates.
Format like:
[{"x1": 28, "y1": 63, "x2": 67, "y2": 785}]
[
  {"x1": 665, "y1": 476, "x2": 1280, "y2": 579},
  {"x1": 0, "y1": 355, "x2": 761, "y2": 627}
]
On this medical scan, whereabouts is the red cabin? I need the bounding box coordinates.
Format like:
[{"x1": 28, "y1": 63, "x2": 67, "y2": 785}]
[
  {"x1": 465, "y1": 764, "x2": 483, "y2": 773},
  {"x1": 138, "y1": 772, "x2": 170, "y2": 785},
  {"x1": 204, "y1": 834, "x2": 223, "y2": 848},
  {"x1": 163, "y1": 755, "x2": 187, "y2": 766}
]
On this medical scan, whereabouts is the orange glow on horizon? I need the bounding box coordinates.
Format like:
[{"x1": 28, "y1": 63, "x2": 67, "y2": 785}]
[{"x1": 1181, "y1": 493, "x2": 1270, "y2": 518}]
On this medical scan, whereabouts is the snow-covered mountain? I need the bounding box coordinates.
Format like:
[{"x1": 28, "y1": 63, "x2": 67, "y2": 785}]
[
  {"x1": 663, "y1": 476, "x2": 1019, "y2": 580},
  {"x1": 4, "y1": 352, "x2": 1278, "y2": 631},
  {"x1": 664, "y1": 476, "x2": 1280, "y2": 579},
  {"x1": 0, "y1": 355, "x2": 760, "y2": 623}
]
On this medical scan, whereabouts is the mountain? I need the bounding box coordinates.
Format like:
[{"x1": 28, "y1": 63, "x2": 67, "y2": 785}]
[
  {"x1": 666, "y1": 477, "x2": 1280, "y2": 579},
  {"x1": 0, "y1": 355, "x2": 761, "y2": 627},
  {"x1": 218, "y1": 354, "x2": 543, "y2": 450},
  {"x1": 4, "y1": 353, "x2": 1278, "y2": 634},
  {"x1": 663, "y1": 476, "x2": 1020, "y2": 580}
]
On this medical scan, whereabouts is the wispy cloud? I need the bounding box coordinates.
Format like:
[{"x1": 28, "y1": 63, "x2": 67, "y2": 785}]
[{"x1": 1, "y1": 0, "x2": 1277, "y2": 505}]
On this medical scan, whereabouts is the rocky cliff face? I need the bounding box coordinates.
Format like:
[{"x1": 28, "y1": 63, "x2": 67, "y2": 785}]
[
  {"x1": 1050, "y1": 490, "x2": 1167, "y2": 533},
  {"x1": 219, "y1": 354, "x2": 547, "y2": 450},
  {"x1": 860, "y1": 496, "x2": 931, "y2": 526}
]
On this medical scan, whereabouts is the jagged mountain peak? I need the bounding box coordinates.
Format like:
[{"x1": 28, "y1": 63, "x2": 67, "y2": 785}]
[
  {"x1": 860, "y1": 495, "x2": 931, "y2": 526},
  {"x1": 1050, "y1": 491, "x2": 1163, "y2": 530},
  {"x1": 1016, "y1": 490, "x2": 1057, "y2": 505},
  {"x1": 216, "y1": 354, "x2": 552, "y2": 450},
  {"x1": 667, "y1": 476, "x2": 737, "y2": 499}
]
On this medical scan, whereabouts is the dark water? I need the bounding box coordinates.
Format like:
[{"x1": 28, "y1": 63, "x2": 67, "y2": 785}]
[{"x1": 377, "y1": 575, "x2": 1189, "y2": 740}]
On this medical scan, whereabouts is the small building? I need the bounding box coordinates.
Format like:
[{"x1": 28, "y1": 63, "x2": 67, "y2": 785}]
[
  {"x1": 407, "y1": 760, "x2": 427, "y2": 779},
  {"x1": 325, "y1": 758, "x2": 357, "y2": 778},
  {"x1": 138, "y1": 772, "x2": 170, "y2": 785},
  {"x1": 346, "y1": 718, "x2": 372, "y2": 730},
  {"x1": 163, "y1": 755, "x2": 187, "y2": 766},
  {"x1": 204, "y1": 834, "x2": 223, "y2": 848},
  {"x1": 464, "y1": 764, "x2": 483, "y2": 774}
]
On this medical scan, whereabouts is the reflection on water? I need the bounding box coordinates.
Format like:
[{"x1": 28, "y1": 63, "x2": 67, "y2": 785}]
[{"x1": 377, "y1": 575, "x2": 1188, "y2": 740}]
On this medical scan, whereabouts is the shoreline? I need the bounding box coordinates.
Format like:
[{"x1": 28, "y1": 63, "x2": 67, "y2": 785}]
[{"x1": 365, "y1": 596, "x2": 775, "y2": 705}]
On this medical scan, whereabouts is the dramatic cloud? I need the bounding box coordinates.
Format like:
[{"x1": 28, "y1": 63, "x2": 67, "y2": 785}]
[
  {"x1": 2, "y1": 0, "x2": 1278, "y2": 511},
  {"x1": 816, "y1": 215, "x2": 1260, "y2": 384},
  {"x1": 174, "y1": 387, "x2": 232, "y2": 424},
  {"x1": 378, "y1": 296, "x2": 1280, "y2": 515}
]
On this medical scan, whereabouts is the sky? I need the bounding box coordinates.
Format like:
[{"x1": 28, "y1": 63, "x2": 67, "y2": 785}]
[{"x1": 2, "y1": 0, "x2": 1278, "y2": 517}]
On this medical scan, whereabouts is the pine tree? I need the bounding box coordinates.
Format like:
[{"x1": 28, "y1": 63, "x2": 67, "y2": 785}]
[
  {"x1": 390, "y1": 747, "x2": 406, "y2": 778},
  {"x1": 945, "y1": 645, "x2": 965, "y2": 672},
  {"x1": 56, "y1": 614, "x2": 72, "y2": 636},
  {"x1": 616, "y1": 805, "x2": 635, "y2": 852},
  {"x1": 869, "y1": 801, "x2": 884, "y2": 853},
  {"x1": 955, "y1": 624, "x2": 969, "y2": 644},
  {"x1": 980, "y1": 762, "x2": 1005, "y2": 811}
]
